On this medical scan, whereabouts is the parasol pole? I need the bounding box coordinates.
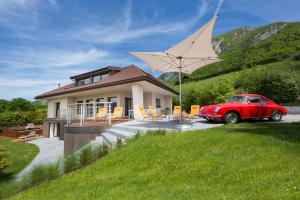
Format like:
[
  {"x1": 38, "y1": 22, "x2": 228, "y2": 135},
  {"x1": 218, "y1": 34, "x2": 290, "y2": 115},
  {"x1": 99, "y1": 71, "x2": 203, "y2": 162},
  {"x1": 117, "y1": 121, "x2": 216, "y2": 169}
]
[{"x1": 178, "y1": 57, "x2": 183, "y2": 123}]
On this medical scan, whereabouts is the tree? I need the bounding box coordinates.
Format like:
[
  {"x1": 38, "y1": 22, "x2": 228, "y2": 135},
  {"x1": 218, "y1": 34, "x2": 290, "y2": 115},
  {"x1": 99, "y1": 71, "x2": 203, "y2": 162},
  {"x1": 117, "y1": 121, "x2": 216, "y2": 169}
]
[
  {"x1": 0, "y1": 99, "x2": 9, "y2": 113},
  {"x1": 8, "y1": 98, "x2": 35, "y2": 112},
  {"x1": 234, "y1": 67, "x2": 298, "y2": 103}
]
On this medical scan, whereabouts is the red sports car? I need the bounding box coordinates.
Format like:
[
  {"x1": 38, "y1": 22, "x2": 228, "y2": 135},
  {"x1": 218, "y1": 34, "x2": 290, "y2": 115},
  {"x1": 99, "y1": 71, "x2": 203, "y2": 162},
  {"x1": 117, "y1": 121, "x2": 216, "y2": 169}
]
[{"x1": 199, "y1": 94, "x2": 288, "y2": 124}]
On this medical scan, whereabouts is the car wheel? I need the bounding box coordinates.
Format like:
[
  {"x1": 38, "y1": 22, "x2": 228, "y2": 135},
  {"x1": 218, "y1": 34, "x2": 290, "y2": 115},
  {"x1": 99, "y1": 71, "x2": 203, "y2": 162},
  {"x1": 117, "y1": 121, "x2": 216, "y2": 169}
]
[
  {"x1": 224, "y1": 111, "x2": 240, "y2": 124},
  {"x1": 269, "y1": 110, "x2": 282, "y2": 122}
]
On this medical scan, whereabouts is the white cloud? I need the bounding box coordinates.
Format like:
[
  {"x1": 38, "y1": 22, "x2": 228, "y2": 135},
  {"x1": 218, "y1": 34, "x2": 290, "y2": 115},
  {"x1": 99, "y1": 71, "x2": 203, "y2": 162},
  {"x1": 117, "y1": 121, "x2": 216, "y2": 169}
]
[
  {"x1": 0, "y1": 78, "x2": 60, "y2": 87},
  {"x1": 70, "y1": 0, "x2": 209, "y2": 44},
  {"x1": 0, "y1": 47, "x2": 109, "y2": 69}
]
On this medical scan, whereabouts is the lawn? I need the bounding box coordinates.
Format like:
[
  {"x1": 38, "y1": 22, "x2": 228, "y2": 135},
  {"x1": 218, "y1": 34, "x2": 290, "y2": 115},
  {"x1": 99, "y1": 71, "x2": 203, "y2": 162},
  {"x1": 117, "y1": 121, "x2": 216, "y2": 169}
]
[
  {"x1": 12, "y1": 123, "x2": 300, "y2": 200},
  {"x1": 0, "y1": 137, "x2": 39, "y2": 194}
]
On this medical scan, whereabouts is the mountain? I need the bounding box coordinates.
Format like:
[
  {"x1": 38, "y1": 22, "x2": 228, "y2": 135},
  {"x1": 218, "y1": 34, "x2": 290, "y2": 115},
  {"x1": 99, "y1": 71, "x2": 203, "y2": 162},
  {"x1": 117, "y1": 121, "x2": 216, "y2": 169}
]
[{"x1": 159, "y1": 22, "x2": 300, "y2": 84}]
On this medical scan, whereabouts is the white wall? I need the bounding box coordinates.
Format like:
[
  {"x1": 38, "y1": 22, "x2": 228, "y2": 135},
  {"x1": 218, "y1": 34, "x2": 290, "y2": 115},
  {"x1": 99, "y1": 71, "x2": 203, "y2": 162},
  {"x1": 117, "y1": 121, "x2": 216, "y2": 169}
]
[
  {"x1": 47, "y1": 97, "x2": 69, "y2": 118},
  {"x1": 132, "y1": 84, "x2": 144, "y2": 120}
]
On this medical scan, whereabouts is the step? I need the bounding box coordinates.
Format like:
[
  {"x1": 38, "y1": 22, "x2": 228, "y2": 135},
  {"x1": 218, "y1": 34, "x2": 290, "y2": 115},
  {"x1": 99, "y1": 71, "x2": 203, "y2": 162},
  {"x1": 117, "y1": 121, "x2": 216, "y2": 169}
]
[
  {"x1": 111, "y1": 125, "x2": 151, "y2": 134},
  {"x1": 102, "y1": 133, "x2": 118, "y2": 148},
  {"x1": 106, "y1": 128, "x2": 136, "y2": 140}
]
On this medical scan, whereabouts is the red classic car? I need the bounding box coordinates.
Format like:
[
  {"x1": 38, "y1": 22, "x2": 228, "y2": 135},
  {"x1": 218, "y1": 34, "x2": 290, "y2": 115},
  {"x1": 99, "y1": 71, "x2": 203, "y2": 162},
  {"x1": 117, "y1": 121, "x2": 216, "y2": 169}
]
[{"x1": 199, "y1": 94, "x2": 288, "y2": 124}]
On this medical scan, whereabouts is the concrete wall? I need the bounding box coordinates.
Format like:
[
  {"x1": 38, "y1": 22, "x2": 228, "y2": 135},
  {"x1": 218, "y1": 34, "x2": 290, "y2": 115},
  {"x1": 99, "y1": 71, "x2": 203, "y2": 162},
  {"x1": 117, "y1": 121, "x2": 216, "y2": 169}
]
[{"x1": 285, "y1": 106, "x2": 300, "y2": 114}]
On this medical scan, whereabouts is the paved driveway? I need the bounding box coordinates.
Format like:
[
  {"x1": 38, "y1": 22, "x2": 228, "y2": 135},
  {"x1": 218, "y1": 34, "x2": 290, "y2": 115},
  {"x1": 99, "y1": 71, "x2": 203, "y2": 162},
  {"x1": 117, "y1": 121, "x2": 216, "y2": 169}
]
[
  {"x1": 281, "y1": 114, "x2": 300, "y2": 123},
  {"x1": 17, "y1": 137, "x2": 64, "y2": 178}
]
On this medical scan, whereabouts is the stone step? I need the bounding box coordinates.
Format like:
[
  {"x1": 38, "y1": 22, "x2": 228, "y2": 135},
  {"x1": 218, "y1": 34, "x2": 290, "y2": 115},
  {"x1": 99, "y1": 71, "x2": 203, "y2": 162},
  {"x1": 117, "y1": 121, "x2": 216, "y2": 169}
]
[
  {"x1": 102, "y1": 133, "x2": 118, "y2": 148},
  {"x1": 106, "y1": 128, "x2": 137, "y2": 140},
  {"x1": 111, "y1": 125, "x2": 154, "y2": 134}
]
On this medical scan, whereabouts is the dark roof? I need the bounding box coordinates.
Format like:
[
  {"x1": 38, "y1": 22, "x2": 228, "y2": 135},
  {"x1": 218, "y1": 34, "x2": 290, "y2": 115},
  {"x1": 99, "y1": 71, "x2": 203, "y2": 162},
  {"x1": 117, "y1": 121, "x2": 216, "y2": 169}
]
[
  {"x1": 35, "y1": 65, "x2": 178, "y2": 99},
  {"x1": 70, "y1": 66, "x2": 121, "y2": 80}
]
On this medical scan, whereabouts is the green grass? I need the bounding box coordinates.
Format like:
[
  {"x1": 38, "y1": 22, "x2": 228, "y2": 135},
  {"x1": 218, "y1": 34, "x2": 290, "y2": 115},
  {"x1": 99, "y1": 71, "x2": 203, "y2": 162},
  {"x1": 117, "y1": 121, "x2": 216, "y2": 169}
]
[
  {"x1": 0, "y1": 138, "x2": 39, "y2": 192},
  {"x1": 11, "y1": 123, "x2": 300, "y2": 200}
]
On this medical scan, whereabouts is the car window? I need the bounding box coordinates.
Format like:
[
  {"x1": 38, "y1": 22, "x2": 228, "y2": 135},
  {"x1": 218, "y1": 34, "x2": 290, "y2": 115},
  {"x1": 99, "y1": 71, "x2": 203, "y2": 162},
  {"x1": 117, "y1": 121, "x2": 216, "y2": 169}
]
[
  {"x1": 260, "y1": 97, "x2": 269, "y2": 103},
  {"x1": 249, "y1": 96, "x2": 262, "y2": 103},
  {"x1": 227, "y1": 96, "x2": 246, "y2": 103}
]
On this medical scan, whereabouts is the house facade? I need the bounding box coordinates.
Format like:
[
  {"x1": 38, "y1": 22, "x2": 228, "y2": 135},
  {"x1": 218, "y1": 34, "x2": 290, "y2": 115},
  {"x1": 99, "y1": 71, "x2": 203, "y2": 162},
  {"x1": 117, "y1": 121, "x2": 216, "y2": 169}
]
[{"x1": 36, "y1": 65, "x2": 178, "y2": 138}]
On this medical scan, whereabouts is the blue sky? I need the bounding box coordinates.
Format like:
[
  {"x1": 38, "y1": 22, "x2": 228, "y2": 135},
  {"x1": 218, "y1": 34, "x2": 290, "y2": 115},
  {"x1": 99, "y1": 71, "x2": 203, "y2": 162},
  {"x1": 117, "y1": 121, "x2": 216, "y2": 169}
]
[{"x1": 0, "y1": 0, "x2": 299, "y2": 100}]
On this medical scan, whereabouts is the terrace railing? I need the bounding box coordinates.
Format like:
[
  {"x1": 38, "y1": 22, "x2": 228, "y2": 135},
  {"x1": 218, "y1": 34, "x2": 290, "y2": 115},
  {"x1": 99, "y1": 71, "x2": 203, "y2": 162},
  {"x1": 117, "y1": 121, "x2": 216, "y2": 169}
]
[{"x1": 57, "y1": 102, "x2": 113, "y2": 127}]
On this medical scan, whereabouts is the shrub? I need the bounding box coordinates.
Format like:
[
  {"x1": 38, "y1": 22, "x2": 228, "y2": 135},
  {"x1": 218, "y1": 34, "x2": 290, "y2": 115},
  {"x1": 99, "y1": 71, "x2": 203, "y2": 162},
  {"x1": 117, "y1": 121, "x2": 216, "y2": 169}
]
[
  {"x1": 149, "y1": 129, "x2": 167, "y2": 136},
  {"x1": 79, "y1": 146, "x2": 94, "y2": 167},
  {"x1": 0, "y1": 146, "x2": 9, "y2": 173},
  {"x1": 234, "y1": 67, "x2": 299, "y2": 103},
  {"x1": 27, "y1": 165, "x2": 49, "y2": 186},
  {"x1": 64, "y1": 154, "x2": 79, "y2": 173}
]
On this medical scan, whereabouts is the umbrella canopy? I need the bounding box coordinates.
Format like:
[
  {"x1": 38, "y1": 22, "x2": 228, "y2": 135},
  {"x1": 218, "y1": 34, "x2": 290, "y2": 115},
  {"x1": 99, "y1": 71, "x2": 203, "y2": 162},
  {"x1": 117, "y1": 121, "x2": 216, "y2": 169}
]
[
  {"x1": 128, "y1": 7, "x2": 223, "y2": 121},
  {"x1": 129, "y1": 16, "x2": 221, "y2": 74}
]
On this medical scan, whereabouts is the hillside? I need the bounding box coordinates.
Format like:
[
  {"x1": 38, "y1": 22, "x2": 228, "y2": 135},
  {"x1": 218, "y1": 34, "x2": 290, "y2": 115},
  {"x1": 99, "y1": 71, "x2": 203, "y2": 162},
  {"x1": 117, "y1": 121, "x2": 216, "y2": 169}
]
[
  {"x1": 11, "y1": 123, "x2": 300, "y2": 200},
  {"x1": 159, "y1": 22, "x2": 300, "y2": 84}
]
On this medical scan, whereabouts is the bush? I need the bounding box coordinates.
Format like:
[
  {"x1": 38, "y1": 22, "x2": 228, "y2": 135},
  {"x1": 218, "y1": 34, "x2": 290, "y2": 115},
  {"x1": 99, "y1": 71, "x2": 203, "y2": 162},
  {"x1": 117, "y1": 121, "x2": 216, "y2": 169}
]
[
  {"x1": 79, "y1": 146, "x2": 95, "y2": 167},
  {"x1": 64, "y1": 154, "x2": 78, "y2": 173},
  {"x1": 234, "y1": 67, "x2": 299, "y2": 103},
  {"x1": 0, "y1": 146, "x2": 9, "y2": 173}
]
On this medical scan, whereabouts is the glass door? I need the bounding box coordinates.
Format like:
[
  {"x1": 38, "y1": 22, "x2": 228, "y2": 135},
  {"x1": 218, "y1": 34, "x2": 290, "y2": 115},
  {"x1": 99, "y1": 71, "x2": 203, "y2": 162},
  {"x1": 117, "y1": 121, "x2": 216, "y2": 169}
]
[{"x1": 125, "y1": 97, "x2": 132, "y2": 117}]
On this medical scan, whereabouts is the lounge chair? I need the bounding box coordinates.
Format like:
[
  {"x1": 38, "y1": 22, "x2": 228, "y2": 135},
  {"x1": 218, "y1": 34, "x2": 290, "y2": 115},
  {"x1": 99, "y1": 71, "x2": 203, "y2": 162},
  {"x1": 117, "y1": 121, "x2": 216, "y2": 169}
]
[
  {"x1": 111, "y1": 107, "x2": 123, "y2": 119},
  {"x1": 97, "y1": 107, "x2": 107, "y2": 119},
  {"x1": 188, "y1": 105, "x2": 200, "y2": 118},
  {"x1": 26, "y1": 123, "x2": 35, "y2": 130},
  {"x1": 19, "y1": 130, "x2": 37, "y2": 139}
]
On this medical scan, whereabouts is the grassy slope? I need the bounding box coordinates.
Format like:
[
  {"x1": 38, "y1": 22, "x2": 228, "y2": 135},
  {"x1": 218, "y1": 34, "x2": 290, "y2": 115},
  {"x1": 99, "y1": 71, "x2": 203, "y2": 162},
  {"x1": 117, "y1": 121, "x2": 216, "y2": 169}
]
[
  {"x1": 13, "y1": 123, "x2": 300, "y2": 200},
  {"x1": 0, "y1": 138, "x2": 39, "y2": 190}
]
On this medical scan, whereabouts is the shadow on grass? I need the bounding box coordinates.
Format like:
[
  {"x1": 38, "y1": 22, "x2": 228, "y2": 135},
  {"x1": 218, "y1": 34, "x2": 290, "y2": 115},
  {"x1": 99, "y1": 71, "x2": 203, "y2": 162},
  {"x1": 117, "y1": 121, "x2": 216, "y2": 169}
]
[{"x1": 221, "y1": 122, "x2": 300, "y2": 144}]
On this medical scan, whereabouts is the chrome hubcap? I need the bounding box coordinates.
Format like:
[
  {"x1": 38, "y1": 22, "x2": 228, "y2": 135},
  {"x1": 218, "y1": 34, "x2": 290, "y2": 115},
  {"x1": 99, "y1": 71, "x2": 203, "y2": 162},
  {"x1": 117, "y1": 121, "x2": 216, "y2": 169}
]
[
  {"x1": 273, "y1": 112, "x2": 281, "y2": 120},
  {"x1": 226, "y1": 113, "x2": 237, "y2": 123}
]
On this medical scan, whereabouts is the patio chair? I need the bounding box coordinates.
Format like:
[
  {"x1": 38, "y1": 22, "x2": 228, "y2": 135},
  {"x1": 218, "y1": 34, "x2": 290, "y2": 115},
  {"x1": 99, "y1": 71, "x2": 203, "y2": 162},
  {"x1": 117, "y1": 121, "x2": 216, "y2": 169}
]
[
  {"x1": 112, "y1": 107, "x2": 123, "y2": 119},
  {"x1": 188, "y1": 105, "x2": 200, "y2": 118},
  {"x1": 139, "y1": 106, "x2": 150, "y2": 119},
  {"x1": 97, "y1": 107, "x2": 107, "y2": 119},
  {"x1": 149, "y1": 106, "x2": 165, "y2": 119},
  {"x1": 173, "y1": 106, "x2": 181, "y2": 115}
]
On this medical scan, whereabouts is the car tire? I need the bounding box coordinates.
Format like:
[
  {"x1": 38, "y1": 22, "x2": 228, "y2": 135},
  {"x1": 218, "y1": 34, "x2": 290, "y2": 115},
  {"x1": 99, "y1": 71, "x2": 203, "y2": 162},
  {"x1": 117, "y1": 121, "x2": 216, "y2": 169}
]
[
  {"x1": 224, "y1": 111, "x2": 240, "y2": 124},
  {"x1": 269, "y1": 110, "x2": 282, "y2": 122}
]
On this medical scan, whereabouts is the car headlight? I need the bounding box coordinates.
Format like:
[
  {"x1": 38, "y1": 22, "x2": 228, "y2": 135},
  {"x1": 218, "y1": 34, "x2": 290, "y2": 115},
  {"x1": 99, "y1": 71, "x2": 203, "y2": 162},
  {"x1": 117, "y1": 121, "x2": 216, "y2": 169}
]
[{"x1": 214, "y1": 107, "x2": 221, "y2": 113}]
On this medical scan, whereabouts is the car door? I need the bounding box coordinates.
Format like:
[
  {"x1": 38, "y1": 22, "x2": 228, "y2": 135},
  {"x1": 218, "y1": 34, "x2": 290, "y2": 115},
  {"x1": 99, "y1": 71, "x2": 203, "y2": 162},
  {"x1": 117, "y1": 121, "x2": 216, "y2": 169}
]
[{"x1": 247, "y1": 96, "x2": 264, "y2": 118}]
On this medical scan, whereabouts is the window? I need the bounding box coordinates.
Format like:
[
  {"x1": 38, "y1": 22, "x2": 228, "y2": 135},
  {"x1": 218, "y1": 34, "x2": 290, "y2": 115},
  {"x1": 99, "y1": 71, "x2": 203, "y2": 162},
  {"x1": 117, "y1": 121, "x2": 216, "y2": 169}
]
[
  {"x1": 93, "y1": 75, "x2": 102, "y2": 83},
  {"x1": 156, "y1": 98, "x2": 161, "y2": 108},
  {"x1": 249, "y1": 96, "x2": 262, "y2": 103},
  {"x1": 108, "y1": 96, "x2": 117, "y2": 113},
  {"x1": 76, "y1": 100, "x2": 83, "y2": 114},
  {"x1": 55, "y1": 102, "x2": 60, "y2": 118},
  {"x1": 227, "y1": 96, "x2": 246, "y2": 103},
  {"x1": 96, "y1": 98, "x2": 105, "y2": 112},
  {"x1": 86, "y1": 99, "x2": 94, "y2": 117},
  {"x1": 77, "y1": 78, "x2": 91, "y2": 86},
  {"x1": 93, "y1": 74, "x2": 110, "y2": 83}
]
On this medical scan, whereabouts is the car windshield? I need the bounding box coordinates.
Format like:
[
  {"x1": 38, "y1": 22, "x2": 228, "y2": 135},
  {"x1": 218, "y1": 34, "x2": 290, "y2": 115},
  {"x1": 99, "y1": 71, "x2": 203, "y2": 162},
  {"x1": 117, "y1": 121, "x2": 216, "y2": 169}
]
[{"x1": 227, "y1": 95, "x2": 246, "y2": 103}]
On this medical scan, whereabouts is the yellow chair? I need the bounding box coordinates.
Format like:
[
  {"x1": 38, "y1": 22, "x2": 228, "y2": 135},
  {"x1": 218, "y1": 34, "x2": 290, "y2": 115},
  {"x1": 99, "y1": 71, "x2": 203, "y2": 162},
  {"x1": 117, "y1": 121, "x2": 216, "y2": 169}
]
[
  {"x1": 188, "y1": 105, "x2": 200, "y2": 117},
  {"x1": 112, "y1": 107, "x2": 123, "y2": 119},
  {"x1": 149, "y1": 105, "x2": 165, "y2": 119},
  {"x1": 149, "y1": 105, "x2": 155, "y2": 114},
  {"x1": 173, "y1": 106, "x2": 181, "y2": 115},
  {"x1": 97, "y1": 107, "x2": 107, "y2": 119},
  {"x1": 139, "y1": 106, "x2": 150, "y2": 119}
]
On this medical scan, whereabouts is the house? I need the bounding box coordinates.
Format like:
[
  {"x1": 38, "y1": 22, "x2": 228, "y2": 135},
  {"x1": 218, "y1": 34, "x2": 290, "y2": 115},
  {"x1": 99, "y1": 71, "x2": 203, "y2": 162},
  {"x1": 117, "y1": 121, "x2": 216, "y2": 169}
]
[{"x1": 36, "y1": 65, "x2": 178, "y2": 138}]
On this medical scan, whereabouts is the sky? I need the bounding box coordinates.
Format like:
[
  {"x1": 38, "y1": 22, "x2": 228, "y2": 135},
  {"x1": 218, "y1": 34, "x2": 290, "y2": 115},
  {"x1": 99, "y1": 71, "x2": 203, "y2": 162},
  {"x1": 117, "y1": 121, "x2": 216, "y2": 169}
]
[{"x1": 0, "y1": 0, "x2": 299, "y2": 100}]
